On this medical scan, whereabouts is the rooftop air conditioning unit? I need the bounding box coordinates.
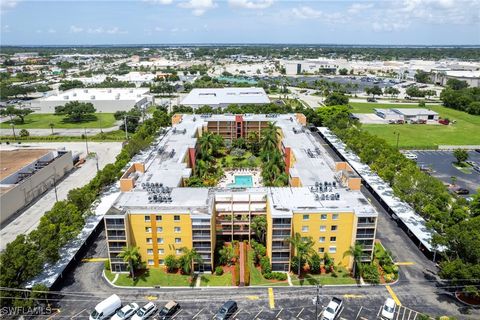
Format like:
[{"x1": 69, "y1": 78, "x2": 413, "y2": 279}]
[
  {"x1": 72, "y1": 93, "x2": 77, "y2": 97},
  {"x1": 90, "y1": 95, "x2": 95, "y2": 100},
  {"x1": 63, "y1": 95, "x2": 69, "y2": 100},
  {"x1": 108, "y1": 89, "x2": 112, "y2": 93},
  {"x1": 84, "y1": 89, "x2": 88, "y2": 93}
]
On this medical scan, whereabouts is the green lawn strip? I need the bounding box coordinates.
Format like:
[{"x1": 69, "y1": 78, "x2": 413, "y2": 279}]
[
  {"x1": 0, "y1": 130, "x2": 126, "y2": 142},
  {"x1": 222, "y1": 151, "x2": 261, "y2": 168},
  {"x1": 360, "y1": 105, "x2": 480, "y2": 149},
  {"x1": 113, "y1": 269, "x2": 192, "y2": 287},
  {"x1": 290, "y1": 267, "x2": 356, "y2": 286},
  {"x1": 0, "y1": 113, "x2": 117, "y2": 129},
  {"x1": 104, "y1": 270, "x2": 116, "y2": 282},
  {"x1": 248, "y1": 250, "x2": 288, "y2": 286},
  {"x1": 453, "y1": 164, "x2": 472, "y2": 174},
  {"x1": 200, "y1": 272, "x2": 233, "y2": 286}
]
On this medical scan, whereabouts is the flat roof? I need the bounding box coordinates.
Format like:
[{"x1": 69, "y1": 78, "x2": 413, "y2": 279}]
[
  {"x1": 318, "y1": 127, "x2": 440, "y2": 252},
  {"x1": 180, "y1": 87, "x2": 270, "y2": 106},
  {"x1": 392, "y1": 108, "x2": 438, "y2": 116},
  {"x1": 38, "y1": 88, "x2": 150, "y2": 102},
  {"x1": 0, "y1": 149, "x2": 52, "y2": 180}
]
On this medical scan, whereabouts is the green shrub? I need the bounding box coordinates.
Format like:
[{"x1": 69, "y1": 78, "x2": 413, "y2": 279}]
[
  {"x1": 260, "y1": 256, "x2": 271, "y2": 274},
  {"x1": 362, "y1": 263, "x2": 380, "y2": 284},
  {"x1": 272, "y1": 272, "x2": 287, "y2": 281},
  {"x1": 215, "y1": 266, "x2": 224, "y2": 276},
  {"x1": 165, "y1": 255, "x2": 178, "y2": 273},
  {"x1": 263, "y1": 272, "x2": 273, "y2": 279},
  {"x1": 309, "y1": 253, "x2": 321, "y2": 274},
  {"x1": 104, "y1": 260, "x2": 110, "y2": 271},
  {"x1": 384, "y1": 273, "x2": 395, "y2": 283},
  {"x1": 234, "y1": 262, "x2": 240, "y2": 286}
]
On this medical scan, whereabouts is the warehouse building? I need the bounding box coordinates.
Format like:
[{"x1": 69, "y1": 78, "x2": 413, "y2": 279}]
[
  {"x1": 374, "y1": 108, "x2": 439, "y2": 122},
  {"x1": 104, "y1": 113, "x2": 378, "y2": 273},
  {"x1": 180, "y1": 87, "x2": 270, "y2": 109},
  {"x1": 0, "y1": 148, "x2": 73, "y2": 225},
  {"x1": 29, "y1": 88, "x2": 153, "y2": 113}
]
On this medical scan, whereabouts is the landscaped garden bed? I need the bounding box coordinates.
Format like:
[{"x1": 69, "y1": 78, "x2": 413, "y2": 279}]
[{"x1": 113, "y1": 269, "x2": 193, "y2": 287}]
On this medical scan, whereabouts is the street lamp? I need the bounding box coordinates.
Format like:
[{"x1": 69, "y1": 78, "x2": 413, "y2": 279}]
[
  {"x1": 314, "y1": 284, "x2": 322, "y2": 318},
  {"x1": 10, "y1": 123, "x2": 16, "y2": 140},
  {"x1": 84, "y1": 127, "x2": 89, "y2": 155},
  {"x1": 393, "y1": 131, "x2": 400, "y2": 149}
]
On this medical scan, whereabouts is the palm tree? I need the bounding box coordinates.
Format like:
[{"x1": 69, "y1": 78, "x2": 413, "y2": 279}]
[
  {"x1": 119, "y1": 246, "x2": 141, "y2": 280},
  {"x1": 180, "y1": 247, "x2": 203, "y2": 276},
  {"x1": 286, "y1": 232, "x2": 315, "y2": 277},
  {"x1": 49, "y1": 123, "x2": 54, "y2": 135},
  {"x1": 195, "y1": 159, "x2": 209, "y2": 179},
  {"x1": 198, "y1": 132, "x2": 215, "y2": 161},
  {"x1": 343, "y1": 243, "x2": 364, "y2": 277},
  {"x1": 251, "y1": 215, "x2": 267, "y2": 244}
]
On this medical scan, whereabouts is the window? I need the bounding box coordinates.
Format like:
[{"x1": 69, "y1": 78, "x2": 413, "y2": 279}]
[
  {"x1": 156, "y1": 215, "x2": 162, "y2": 221},
  {"x1": 175, "y1": 238, "x2": 181, "y2": 244},
  {"x1": 302, "y1": 214, "x2": 309, "y2": 221},
  {"x1": 174, "y1": 227, "x2": 181, "y2": 233},
  {"x1": 330, "y1": 236, "x2": 337, "y2": 242},
  {"x1": 329, "y1": 246, "x2": 337, "y2": 253},
  {"x1": 332, "y1": 213, "x2": 339, "y2": 220},
  {"x1": 176, "y1": 249, "x2": 182, "y2": 255},
  {"x1": 319, "y1": 237, "x2": 326, "y2": 243},
  {"x1": 157, "y1": 227, "x2": 163, "y2": 233},
  {"x1": 158, "y1": 249, "x2": 164, "y2": 255},
  {"x1": 318, "y1": 247, "x2": 325, "y2": 253},
  {"x1": 147, "y1": 249, "x2": 153, "y2": 255},
  {"x1": 331, "y1": 225, "x2": 337, "y2": 231},
  {"x1": 174, "y1": 215, "x2": 180, "y2": 221},
  {"x1": 158, "y1": 259, "x2": 164, "y2": 265},
  {"x1": 320, "y1": 225, "x2": 326, "y2": 232},
  {"x1": 144, "y1": 215, "x2": 151, "y2": 222},
  {"x1": 321, "y1": 214, "x2": 327, "y2": 220},
  {"x1": 146, "y1": 238, "x2": 152, "y2": 244},
  {"x1": 148, "y1": 259, "x2": 154, "y2": 266},
  {"x1": 145, "y1": 227, "x2": 152, "y2": 233},
  {"x1": 301, "y1": 226, "x2": 309, "y2": 232},
  {"x1": 157, "y1": 238, "x2": 164, "y2": 244}
]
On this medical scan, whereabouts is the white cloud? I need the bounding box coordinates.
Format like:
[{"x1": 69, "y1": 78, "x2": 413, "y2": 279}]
[
  {"x1": 69, "y1": 25, "x2": 83, "y2": 33},
  {"x1": 228, "y1": 0, "x2": 273, "y2": 10},
  {"x1": 347, "y1": 3, "x2": 374, "y2": 15},
  {"x1": 178, "y1": 0, "x2": 216, "y2": 16},
  {"x1": 154, "y1": 26, "x2": 165, "y2": 32},
  {"x1": 1, "y1": 25, "x2": 10, "y2": 33},
  {"x1": 372, "y1": 21, "x2": 410, "y2": 32},
  {"x1": 143, "y1": 0, "x2": 173, "y2": 4},
  {"x1": 0, "y1": 0, "x2": 20, "y2": 11},
  {"x1": 291, "y1": 6, "x2": 323, "y2": 19},
  {"x1": 47, "y1": 28, "x2": 56, "y2": 34}
]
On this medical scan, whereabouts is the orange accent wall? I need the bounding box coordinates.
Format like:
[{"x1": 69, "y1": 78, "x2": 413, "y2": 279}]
[
  {"x1": 171, "y1": 114, "x2": 183, "y2": 125},
  {"x1": 188, "y1": 147, "x2": 196, "y2": 170},
  {"x1": 120, "y1": 163, "x2": 145, "y2": 192},
  {"x1": 296, "y1": 113, "x2": 307, "y2": 126},
  {"x1": 284, "y1": 147, "x2": 292, "y2": 175},
  {"x1": 290, "y1": 176, "x2": 302, "y2": 187},
  {"x1": 348, "y1": 177, "x2": 362, "y2": 191}
]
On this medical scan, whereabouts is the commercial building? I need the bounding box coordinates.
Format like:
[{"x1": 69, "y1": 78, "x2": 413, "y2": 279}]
[
  {"x1": 104, "y1": 113, "x2": 377, "y2": 273},
  {"x1": 282, "y1": 59, "x2": 339, "y2": 75},
  {"x1": 0, "y1": 148, "x2": 73, "y2": 225},
  {"x1": 431, "y1": 70, "x2": 480, "y2": 88},
  {"x1": 180, "y1": 88, "x2": 270, "y2": 109},
  {"x1": 29, "y1": 88, "x2": 153, "y2": 113},
  {"x1": 374, "y1": 108, "x2": 439, "y2": 122}
]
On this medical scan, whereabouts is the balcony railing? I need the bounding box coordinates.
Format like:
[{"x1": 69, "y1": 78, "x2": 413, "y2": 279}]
[
  {"x1": 272, "y1": 257, "x2": 290, "y2": 262},
  {"x1": 110, "y1": 258, "x2": 126, "y2": 263},
  {"x1": 273, "y1": 224, "x2": 291, "y2": 229},
  {"x1": 105, "y1": 224, "x2": 125, "y2": 230},
  {"x1": 356, "y1": 234, "x2": 375, "y2": 239},
  {"x1": 272, "y1": 246, "x2": 290, "y2": 251},
  {"x1": 193, "y1": 236, "x2": 211, "y2": 240},
  {"x1": 192, "y1": 225, "x2": 211, "y2": 229},
  {"x1": 357, "y1": 223, "x2": 376, "y2": 228},
  {"x1": 108, "y1": 236, "x2": 127, "y2": 241}
]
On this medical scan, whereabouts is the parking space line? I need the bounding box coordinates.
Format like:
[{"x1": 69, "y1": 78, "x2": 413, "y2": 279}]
[
  {"x1": 268, "y1": 287, "x2": 275, "y2": 309},
  {"x1": 386, "y1": 285, "x2": 402, "y2": 306},
  {"x1": 296, "y1": 307, "x2": 304, "y2": 318},
  {"x1": 71, "y1": 308, "x2": 86, "y2": 319},
  {"x1": 377, "y1": 305, "x2": 382, "y2": 317},
  {"x1": 395, "y1": 262, "x2": 415, "y2": 266},
  {"x1": 275, "y1": 307, "x2": 283, "y2": 318},
  {"x1": 192, "y1": 308, "x2": 204, "y2": 319},
  {"x1": 254, "y1": 309, "x2": 263, "y2": 319},
  {"x1": 396, "y1": 306, "x2": 401, "y2": 320},
  {"x1": 81, "y1": 257, "x2": 108, "y2": 262},
  {"x1": 413, "y1": 312, "x2": 418, "y2": 320},
  {"x1": 171, "y1": 309, "x2": 183, "y2": 319},
  {"x1": 402, "y1": 306, "x2": 407, "y2": 320},
  {"x1": 232, "y1": 308, "x2": 241, "y2": 319},
  {"x1": 355, "y1": 306, "x2": 363, "y2": 320},
  {"x1": 407, "y1": 309, "x2": 412, "y2": 320}
]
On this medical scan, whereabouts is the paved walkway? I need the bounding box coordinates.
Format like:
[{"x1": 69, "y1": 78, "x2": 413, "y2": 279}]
[
  {"x1": 239, "y1": 242, "x2": 245, "y2": 286},
  {"x1": 0, "y1": 125, "x2": 119, "y2": 137}
]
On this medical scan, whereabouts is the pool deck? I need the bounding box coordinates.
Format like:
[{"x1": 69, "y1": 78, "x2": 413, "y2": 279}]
[{"x1": 218, "y1": 169, "x2": 262, "y2": 188}]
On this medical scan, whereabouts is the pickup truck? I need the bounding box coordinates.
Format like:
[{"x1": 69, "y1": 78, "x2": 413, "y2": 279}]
[{"x1": 322, "y1": 297, "x2": 343, "y2": 320}]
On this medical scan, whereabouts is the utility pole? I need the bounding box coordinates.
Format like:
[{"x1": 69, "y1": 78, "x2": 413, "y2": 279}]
[
  {"x1": 53, "y1": 176, "x2": 58, "y2": 202},
  {"x1": 84, "y1": 127, "x2": 89, "y2": 155},
  {"x1": 315, "y1": 284, "x2": 322, "y2": 319},
  {"x1": 10, "y1": 123, "x2": 16, "y2": 140},
  {"x1": 394, "y1": 131, "x2": 400, "y2": 149},
  {"x1": 124, "y1": 115, "x2": 128, "y2": 140}
]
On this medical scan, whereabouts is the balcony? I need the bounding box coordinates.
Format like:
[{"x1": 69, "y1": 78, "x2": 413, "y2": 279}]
[
  {"x1": 193, "y1": 235, "x2": 211, "y2": 241},
  {"x1": 272, "y1": 246, "x2": 290, "y2": 251},
  {"x1": 108, "y1": 236, "x2": 127, "y2": 241},
  {"x1": 108, "y1": 246, "x2": 124, "y2": 252},
  {"x1": 192, "y1": 225, "x2": 211, "y2": 229},
  {"x1": 356, "y1": 234, "x2": 375, "y2": 240},
  {"x1": 272, "y1": 256, "x2": 290, "y2": 262},
  {"x1": 105, "y1": 224, "x2": 125, "y2": 230},
  {"x1": 357, "y1": 223, "x2": 376, "y2": 228},
  {"x1": 273, "y1": 224, "x2": 291, "y2": 229},
  {"x1": 110, "y1": 258, "x2": 125, "y2": 263}
]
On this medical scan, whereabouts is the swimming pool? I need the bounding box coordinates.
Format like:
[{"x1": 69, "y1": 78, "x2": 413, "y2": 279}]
[{"x1": 228, "y1": 175, "x2": 253, "y2": 188}]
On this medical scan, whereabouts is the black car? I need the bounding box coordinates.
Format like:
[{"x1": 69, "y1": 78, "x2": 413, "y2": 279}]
[
  {"x1": 454, "y1": 188, "x2": 470, "y2": 195},
  {"x1": 475, "y1": 149, "x2": 480, "y2": 153},
  {"x1": 156, "y1": 301, "x2": 180, "y2": 320},
  {"x1": 214, "y1": 301, "x2": 238, "y2": 320},
  {"x1": 366, "y1": 98, "x2": 377, "y2": 102}
]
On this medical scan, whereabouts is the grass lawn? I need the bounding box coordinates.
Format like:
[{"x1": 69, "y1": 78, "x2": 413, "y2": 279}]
[
  {"x1": 104, "y1": 270, "x2": 116, "y2": 282},
  {"x1": 0, "y1": 130, "x2": 126, "y2": 142},
  {"x1": 290, "y1": 267, "x2": 357, "y2": 286},
  {"x1": 0, "y1": 113, "x2": 116, "y2": 129},
  {"x1": 354, "y1": 104, "x2": 480, "y2": 149},
  {"x1": 248, "y1": 251, "x2": 289, "y2": 286},
  {"x1": 113, "y1": 269, "x2": 193, "y2": 287},
  {"x1": 200, "y1": 272, "x2": 233, "y2": 286},
  {"x1": 349, "y1": 102, "x2": 438, "y2": 114},
  {"x1": 222, "y1": 151, "x2": 262, "y2": 168}
]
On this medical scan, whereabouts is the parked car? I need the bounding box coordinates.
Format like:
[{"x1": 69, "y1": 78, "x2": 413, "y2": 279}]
[
  {"x1": 475, "y1": 149, "x2": 480, "y2": 153},
  {"x1": 438, "y1": 118, "x2": 450, "y2": 125},
  {"x1": 367, "y1": 98, "x2": 377, "y2": 102},
  {"x1": 322, "y1": 297, "x2": 343, "y2": 320},
  {"x1": 403, "y1": 153, "x2": 417, "y2": 160},
  {"x1": 214, "y1": 300, "x2": 238, "y2": 320},
  {"x1": 111, "y1": 303, "x2": 140, "y2": 320},
  {"x1": 157, "y1": 301, "x2": 180, "y2": 320},
  {"x1": 381, "y1": 298, "x2": 396, "y2": 319},
  {"x1": 453, "y1": 188, "x2": 469, "y2": 195},
  {"x1": 89, "y1": 294, "x2": 122, "y2": 320},
  {"x1": 132, "y1": 302, "x2": 158, "y2": 320}
]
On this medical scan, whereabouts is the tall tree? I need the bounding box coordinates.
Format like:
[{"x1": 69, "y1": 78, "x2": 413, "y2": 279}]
[
  {"x1": 286, "y1": 232, "x2": 315, "y2": 277},
  {"x1": 119, "y1": 246, "x2": 141, "y2": 280},
  {"x1": 453, "y1": 149, "x2": 468, "y2": 164},
  {"x1": 251, "y1": 215, "x2": 267, "y2": 244},
  {"x1": 343, "y1": 243, "x2": 364, "y2": 277},
  {"x1": 179, "y1": 247, "x2": 203, "y2": 276}
]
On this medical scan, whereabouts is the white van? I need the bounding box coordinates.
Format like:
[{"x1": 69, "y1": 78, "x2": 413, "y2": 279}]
[{"x1": 89, "y1": 294, "x2": 122, "y2": 320}]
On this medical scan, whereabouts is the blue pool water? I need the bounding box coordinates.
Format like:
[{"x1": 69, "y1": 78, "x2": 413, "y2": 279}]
[{"x1": 228, "y1": 175, "x2": 253, "y2": 188}]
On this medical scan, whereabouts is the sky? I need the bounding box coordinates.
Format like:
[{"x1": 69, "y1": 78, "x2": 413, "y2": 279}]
[{"x1": 0, "y1": 0, "x2": 479, "y2": 45}]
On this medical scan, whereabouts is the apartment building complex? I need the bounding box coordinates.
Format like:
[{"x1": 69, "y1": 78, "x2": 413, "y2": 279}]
[{"x1": 105, "y1": 113, "x2": 377, "y2": 273}]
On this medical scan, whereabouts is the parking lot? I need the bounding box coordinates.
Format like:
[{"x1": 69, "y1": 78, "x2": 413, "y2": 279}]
[{"x1": 411, "y1": 150, "x2": 480, "y2": 195}]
